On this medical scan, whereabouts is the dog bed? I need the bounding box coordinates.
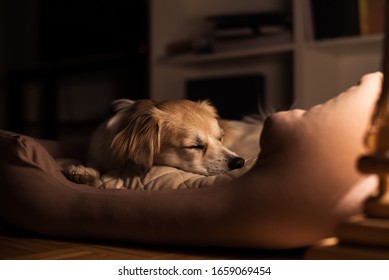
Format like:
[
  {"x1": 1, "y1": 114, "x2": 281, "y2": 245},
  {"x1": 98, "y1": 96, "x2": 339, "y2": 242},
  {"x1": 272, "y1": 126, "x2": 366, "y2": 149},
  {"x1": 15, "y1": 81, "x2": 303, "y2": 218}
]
[{"x1": 0, "y1": 73, "x2": 382, "y2": 249}]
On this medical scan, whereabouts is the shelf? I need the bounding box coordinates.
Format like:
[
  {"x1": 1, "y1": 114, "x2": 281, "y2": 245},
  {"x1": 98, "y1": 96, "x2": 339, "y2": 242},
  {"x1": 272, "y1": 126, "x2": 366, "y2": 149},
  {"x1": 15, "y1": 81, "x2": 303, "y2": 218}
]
[
  {"x1": 158, "y1": 14, "x2": 381, "y2": 65},
  {"x1": 306, "y1": 34, "x2": 383, "y2": 55},
  {"x1": 159, "y1": 43, "x2": 294, "y2": 66},
  {"x1": 152, "y1": 0, "x2": 383, "y2": 108}
]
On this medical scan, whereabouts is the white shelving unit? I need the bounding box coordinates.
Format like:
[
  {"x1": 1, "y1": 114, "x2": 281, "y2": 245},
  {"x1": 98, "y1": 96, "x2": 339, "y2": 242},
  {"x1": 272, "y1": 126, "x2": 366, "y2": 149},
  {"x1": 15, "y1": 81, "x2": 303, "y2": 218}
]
[
  {"x1": 158, "y1": 43, "x2": 294, "y2": 66},
  {"x1": 150, "y1": 0, "x2": 383, "y2": 110}
]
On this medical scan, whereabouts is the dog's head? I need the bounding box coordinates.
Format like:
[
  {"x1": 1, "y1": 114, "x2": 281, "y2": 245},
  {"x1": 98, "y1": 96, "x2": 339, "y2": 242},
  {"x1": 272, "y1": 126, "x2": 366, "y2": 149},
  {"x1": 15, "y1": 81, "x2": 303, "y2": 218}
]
[{"x1": 109, "y1": 99, "x2": 245, "y2": 175}]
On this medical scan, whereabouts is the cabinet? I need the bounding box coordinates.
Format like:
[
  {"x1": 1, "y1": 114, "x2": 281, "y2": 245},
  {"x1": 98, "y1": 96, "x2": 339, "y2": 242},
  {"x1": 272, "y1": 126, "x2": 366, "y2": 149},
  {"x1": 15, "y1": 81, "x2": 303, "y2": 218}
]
[{"x1": 150, "y1": 0, "x2": 383, "y2": 110}]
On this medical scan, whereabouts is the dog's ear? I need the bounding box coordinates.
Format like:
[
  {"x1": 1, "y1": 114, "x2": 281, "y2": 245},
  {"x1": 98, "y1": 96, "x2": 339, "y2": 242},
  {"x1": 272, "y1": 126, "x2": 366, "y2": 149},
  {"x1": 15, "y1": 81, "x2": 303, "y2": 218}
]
[
  {"x1": 110, "y1": 100, "x2": 160, "y2": 174},
  {"x1": 112, "y1": 99, "x2": 136, "y2": 111}
]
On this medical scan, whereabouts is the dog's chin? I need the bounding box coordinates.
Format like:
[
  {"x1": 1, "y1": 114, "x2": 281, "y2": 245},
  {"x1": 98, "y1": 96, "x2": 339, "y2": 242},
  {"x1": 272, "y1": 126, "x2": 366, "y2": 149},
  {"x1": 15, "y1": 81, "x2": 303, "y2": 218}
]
[
  {"x1": 155, "y1": 154, "x2": 242, "y2": 176},
  {"x1": 177, "y1": 167, "x2": 227, "y2": 176},
  {"x1": 202, "y1": 170, "x2": 229, "y2": 176},
  {"x1": 155, "y1": 161, "x2": 229, "y2": 176},
  {"x1": 182, "y1": 168, "x2": 225, "y2": 176}
]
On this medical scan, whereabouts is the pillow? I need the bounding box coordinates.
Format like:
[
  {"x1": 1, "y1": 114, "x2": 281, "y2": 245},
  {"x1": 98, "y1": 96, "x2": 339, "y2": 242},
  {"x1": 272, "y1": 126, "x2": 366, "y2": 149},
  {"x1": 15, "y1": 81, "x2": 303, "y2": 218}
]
[{"x1": 0, "y1": 72, "x2": 382, "y2": 249}]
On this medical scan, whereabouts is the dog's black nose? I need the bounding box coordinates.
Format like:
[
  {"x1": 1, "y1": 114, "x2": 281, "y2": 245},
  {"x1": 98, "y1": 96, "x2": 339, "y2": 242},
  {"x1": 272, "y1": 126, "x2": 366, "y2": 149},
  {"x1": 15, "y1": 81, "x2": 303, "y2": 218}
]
[{"x1": 228, "y1": 157, "x2": 245, "y2": 170}]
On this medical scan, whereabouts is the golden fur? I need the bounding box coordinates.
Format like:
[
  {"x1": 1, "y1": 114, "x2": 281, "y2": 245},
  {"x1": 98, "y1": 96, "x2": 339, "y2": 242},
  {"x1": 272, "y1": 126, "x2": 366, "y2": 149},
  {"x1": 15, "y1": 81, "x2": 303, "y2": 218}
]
[{"x1": 89, "y1": 99, "x2": 245, "y2": 176}]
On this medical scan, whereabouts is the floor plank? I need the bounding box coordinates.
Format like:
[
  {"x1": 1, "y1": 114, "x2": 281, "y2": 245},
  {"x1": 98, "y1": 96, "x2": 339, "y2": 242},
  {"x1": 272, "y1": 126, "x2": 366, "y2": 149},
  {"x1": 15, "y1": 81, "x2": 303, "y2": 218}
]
[{"x1": 0, "y1": 224, "x2": 304, "y2": 260}]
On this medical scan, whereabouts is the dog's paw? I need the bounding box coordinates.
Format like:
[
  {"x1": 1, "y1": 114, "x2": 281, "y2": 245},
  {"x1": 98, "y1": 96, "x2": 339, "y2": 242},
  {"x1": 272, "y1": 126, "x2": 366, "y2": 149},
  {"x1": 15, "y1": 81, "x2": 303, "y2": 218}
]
[{"x1": 65, "y1": 165, "x2": 100, "y2": 186}]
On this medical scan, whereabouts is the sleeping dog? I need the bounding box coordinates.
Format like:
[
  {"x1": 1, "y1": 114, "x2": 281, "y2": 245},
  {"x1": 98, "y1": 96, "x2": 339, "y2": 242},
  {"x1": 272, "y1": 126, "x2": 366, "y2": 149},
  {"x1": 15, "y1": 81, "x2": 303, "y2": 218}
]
[{"x1": 63, "y1": 99, "x2": 245, "y2": 185}]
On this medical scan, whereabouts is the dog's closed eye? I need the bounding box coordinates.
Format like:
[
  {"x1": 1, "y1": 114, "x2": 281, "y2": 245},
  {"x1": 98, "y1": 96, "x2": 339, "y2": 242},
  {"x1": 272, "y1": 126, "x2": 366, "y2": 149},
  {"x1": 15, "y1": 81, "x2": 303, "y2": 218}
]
[
  {"x1": 185, "y1": 145, "x2": 205, "y2": 150},
  {"x1": 182, "y1": 135, "x2": 206, "y2": 150}
]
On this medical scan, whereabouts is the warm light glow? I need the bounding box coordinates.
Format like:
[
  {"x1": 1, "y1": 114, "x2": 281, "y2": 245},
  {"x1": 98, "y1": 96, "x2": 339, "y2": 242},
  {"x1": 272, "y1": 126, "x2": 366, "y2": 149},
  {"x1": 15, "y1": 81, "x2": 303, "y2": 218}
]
[{"x1": 359, "y1": 1, "x2": 389, "y2": 200}]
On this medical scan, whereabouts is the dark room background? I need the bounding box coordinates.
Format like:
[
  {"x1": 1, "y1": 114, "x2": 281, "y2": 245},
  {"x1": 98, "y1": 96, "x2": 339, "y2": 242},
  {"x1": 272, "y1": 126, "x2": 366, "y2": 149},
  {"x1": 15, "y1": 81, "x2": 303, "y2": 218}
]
[
  {"x1": 0, "y1": 0, "x2": 382, "y2": 142},
  {"x1": 0, "y1": 0, "x2": 149, "y2": 140}
]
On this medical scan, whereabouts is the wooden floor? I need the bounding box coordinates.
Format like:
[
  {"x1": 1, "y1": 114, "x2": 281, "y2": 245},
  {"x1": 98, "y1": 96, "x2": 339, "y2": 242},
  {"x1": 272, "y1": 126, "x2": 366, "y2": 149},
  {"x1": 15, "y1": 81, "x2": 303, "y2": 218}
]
[{"x1": 0, "y1": 223, "x2": 305, "y2": 260}]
